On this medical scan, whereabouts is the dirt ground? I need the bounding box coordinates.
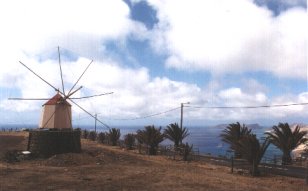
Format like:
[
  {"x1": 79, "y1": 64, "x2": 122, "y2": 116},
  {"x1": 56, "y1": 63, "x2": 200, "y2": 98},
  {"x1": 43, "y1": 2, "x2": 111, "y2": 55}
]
[{"x1": 0, "y1": 132, "x2": 307, "y2": 191}]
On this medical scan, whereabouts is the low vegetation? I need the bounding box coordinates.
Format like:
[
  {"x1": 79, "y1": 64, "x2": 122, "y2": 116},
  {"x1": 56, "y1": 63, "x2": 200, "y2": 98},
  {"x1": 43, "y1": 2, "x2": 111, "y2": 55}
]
[
  {"x1": 220, "y1": 122, "x2": 252, "y2": 159},
  {"x1": 88, "y1": 131, "x2": 97, "y2": 141},
  {"x1": 124, "y1": 133, "x2": 136, "y2": 150},
  {"x1": 265, "y1": 123, "x2": 307, "y2": 165},
  {"x1": 78, "y1": 121, "x2": 307, "y2": 178},
  {"x1": 236, "y1": 134, "x2": 270, "y2": 176},
  {"x1": 164, "y1": 122, "x2": 189, "y2": 148},
  {"x1": 81, "y1": 129, "x2": 89, "y2": 139},
  {"x1": 108, "y1": 128, "x2": 121, "y2": 146},
  {"x1": 220, "y1": 122, "x2": 270, "y2": 176},
  {"x1": 180, "y1": 142, "x2": 194, "y2": 161},
  {"x1": 136, "y1": 125, "x2": 164, "y2": 155},
  {"x1": 97, "y1": 132, "x2": 107, "y2": 144}
]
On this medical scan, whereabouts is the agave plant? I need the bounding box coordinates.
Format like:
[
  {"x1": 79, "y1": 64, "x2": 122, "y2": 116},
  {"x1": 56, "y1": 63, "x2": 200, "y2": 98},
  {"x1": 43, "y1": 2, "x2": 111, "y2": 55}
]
[
  {"x1": 265, "y1": 123, "x2": 307, "y2": 165},
  {"x1": 220, "y1": 122, "x2": 252, "y2": 158},
  {"x1": 108, "y1": 128, "x2": 121, "y2": 146},
  {"x1": 164, "y1": 123, "x2": 189, "y2": 148},
  {"x1": 136, "y1": 125, "x2": 164, "y2": 155},
  {"x1": 236, "y1": 134, "x2": 270, "y2": 176}
]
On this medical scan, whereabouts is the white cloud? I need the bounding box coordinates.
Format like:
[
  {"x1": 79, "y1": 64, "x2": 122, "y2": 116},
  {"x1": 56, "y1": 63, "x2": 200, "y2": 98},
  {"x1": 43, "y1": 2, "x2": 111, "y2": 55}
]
[
  {"x1": 2, "y1": 53, "x2": 308, "y2": 124},
  {"x1": 0, "y1": 0, "x2": 307, "y2": 126},
  {"x1": 255, "y1": 0, "x2": 306, "y2": 9},
  {"x1": 148, "y1": 0, "x2": 307, "y2": 79},
  {"x1": 218, "y1": 87, "x2": 268, "y2": 106},
  {"x1": 0, "y1": 0, "x2": 147, "y2": 64},
  {"x1": 0, "y1": 53, "x2": 204, "y2": 124},
  {"x1": 183, "y1": 85, "x2": 308, "y2": 123}
]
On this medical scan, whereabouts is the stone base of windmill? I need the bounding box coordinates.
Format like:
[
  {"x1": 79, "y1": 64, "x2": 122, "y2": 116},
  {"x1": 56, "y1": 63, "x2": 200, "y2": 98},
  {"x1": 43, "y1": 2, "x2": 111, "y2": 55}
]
[{"x1": 27, "y1": 129, "x2": 81, "y2": 157}]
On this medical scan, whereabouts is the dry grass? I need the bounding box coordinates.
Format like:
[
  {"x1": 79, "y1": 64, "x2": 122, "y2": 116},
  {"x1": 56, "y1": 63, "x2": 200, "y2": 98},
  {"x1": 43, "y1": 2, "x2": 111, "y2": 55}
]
[{"x1": 0, "y1": 132, "x2": 307, "y2": 191}]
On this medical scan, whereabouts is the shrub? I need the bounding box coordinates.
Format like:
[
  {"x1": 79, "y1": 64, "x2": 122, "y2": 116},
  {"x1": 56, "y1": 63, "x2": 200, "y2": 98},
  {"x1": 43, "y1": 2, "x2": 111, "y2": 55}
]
[
  {"x1": 236, "y1": 134, "x2": 270, "y2": 176},
  {"x1": 81, "y1": 129, "x2": 89, "y2": 139},
  {"x1": 180, "y1": 143, "x2": 193, "y2": 161},
  {"x1": 220, "y1": 122, "x2": 252, "y2": 158},
  {"x1": 136, "y1": 125, "x2": 164, "y2": 155},
  {"x1": 97, "y1": 132, "x2": 107, "y2": 144},
  {"x1": 266, "y1": 123, "x2": 307, "y2": 165},
  {"x1": 164, "y1": 123, "x2": 189, "y2": 148},
  {"x1": 3, "y1": 150, "x2": 19, "y2": 163},
  {"x1": 88, "y1": 131, "x2": 97, "y2": 141},
  {"x1": 124, "y1": 133, "x2": 136, "y2": 150},
  {"x1": 108, "y1": 128, "x2": 121, "y2": 146}
]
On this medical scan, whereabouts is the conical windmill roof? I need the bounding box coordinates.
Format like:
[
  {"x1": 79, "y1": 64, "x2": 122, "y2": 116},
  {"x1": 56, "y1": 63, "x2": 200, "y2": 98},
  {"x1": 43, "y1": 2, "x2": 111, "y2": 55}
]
[{"x1": 43, "y1": 93, "x2": 71, "y2": 106}]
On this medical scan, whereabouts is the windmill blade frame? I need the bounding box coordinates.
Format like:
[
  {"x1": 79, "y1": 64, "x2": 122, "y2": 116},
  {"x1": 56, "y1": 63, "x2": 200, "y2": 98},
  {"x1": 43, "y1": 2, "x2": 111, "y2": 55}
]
[
  {"x1": 70, "y1": 92, "x2": 114, "y2": 100},
  {"x1": 69, "y1": 98, "x2": 110, "y2": 130},
  {"x1": 67, "y1": 60, "x2": 93, "y2": 97},
  {"x1": 58, "y1": 46, "x2": 66, "y2": 96},
  {"x1": 19, "y1": 61, "x2": 61, "y2": 94},
  {"x1": 65, "y1": 86, "x2": 83, "y2": 99},
  {"x1": 8, "y1": 98, "x2": 51, "y2": 100}
]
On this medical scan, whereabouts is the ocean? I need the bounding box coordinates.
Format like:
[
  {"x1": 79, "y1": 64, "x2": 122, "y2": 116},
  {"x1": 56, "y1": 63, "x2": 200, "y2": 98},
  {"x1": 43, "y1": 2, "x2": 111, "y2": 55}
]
[
  {"x1": 1, "y1": 124, "x2": 283, "y2": 159},
  {"x1": 112, "y1": 125, "x2": 283, "y2": 159}
]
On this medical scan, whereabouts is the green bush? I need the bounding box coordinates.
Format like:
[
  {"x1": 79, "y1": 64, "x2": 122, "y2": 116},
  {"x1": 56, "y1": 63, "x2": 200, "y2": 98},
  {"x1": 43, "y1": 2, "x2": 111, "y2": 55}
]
[
  {"x1": 164, "y1": 123, "x2": 189, "y2": 148},
  {"x1": 266, "y1": 123, "x2": 307, "y2": 165},
  {"x1": 236, "y1": 134, "x2": 269, "y2": 176},
  {"x1": 136, "y1": 125, "x2": 164, "y2": 155},
  {"x1": 220, "y1": 122, "x2": 252, "y2": 159}
]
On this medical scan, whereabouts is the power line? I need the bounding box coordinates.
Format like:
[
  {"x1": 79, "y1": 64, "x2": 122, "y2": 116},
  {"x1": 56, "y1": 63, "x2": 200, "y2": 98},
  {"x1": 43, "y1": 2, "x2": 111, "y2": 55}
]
[
  {"x1": 108, "y1": 106, "x2": 181, "y2": 121},
  {"x1": 71, "y1": 102, "x2": 308, "y2": 122},
  {"x1": 186, "y1": 102, "x2": 308, "y2": 109}
]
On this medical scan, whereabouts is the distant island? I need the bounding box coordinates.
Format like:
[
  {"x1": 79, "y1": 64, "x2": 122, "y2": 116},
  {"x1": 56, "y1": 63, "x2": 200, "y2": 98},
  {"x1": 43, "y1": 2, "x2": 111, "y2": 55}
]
[{"x1": 213, "y1": 123, "x2": 263, "y2": 129}]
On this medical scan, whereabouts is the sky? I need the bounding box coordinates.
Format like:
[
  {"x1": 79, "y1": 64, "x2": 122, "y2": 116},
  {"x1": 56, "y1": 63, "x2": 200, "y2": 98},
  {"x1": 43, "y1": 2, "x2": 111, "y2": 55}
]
[{"x1": 0, "y1": 0, "x2": 307, "y2": 129}]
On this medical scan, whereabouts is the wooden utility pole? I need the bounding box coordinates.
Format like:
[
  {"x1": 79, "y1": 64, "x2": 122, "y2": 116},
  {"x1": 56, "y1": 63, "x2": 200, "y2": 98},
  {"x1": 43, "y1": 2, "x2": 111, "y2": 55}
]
[
  {"x1": 180, "y1": 102, "x2": 190, "y2": 129},
  {"x1": 180, "y1": 103, "x2": 184, "y2": 129},
  {"x1": 94, "y1": 113, "x2": 97, "y2": 133}
]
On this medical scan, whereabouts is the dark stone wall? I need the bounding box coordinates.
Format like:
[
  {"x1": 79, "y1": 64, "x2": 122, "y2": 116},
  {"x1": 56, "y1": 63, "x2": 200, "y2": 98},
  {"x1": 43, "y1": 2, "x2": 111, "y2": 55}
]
[{"x1": 28, "y1": 129, "x2": 81, "y2": 157}]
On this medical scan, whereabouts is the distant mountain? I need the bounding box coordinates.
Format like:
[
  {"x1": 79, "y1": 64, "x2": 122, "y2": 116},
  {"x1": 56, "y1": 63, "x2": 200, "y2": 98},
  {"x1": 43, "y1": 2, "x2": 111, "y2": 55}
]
[
  {"x1": 213, "y1": 123, "x2": 263, "y2": 129},
  {"x1": 213, "y1": 124, "x2": 229, "y2": 128},
  {"x1": 247, "y1": 123, "x2": 262, "y2": 129}
]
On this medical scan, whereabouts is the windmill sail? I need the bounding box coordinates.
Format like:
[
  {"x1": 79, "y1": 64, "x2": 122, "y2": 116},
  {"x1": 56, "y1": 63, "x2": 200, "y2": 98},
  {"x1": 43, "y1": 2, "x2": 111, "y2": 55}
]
[{"x1": 9, "y1": 47, "x2": 113, "y2": 130}]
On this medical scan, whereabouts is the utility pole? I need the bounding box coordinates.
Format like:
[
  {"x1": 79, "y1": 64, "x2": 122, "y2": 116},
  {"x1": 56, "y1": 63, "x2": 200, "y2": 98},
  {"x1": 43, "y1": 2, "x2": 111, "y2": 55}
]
[{"x1": 180, "y1": 102, "x2": 190, "y2": 129}]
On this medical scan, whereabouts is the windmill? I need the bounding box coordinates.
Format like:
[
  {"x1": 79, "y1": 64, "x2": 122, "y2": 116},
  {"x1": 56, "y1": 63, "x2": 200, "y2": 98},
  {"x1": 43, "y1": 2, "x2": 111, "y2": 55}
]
[{"x1": 9, "y1": 46, "x2": 113, "y2": 130}]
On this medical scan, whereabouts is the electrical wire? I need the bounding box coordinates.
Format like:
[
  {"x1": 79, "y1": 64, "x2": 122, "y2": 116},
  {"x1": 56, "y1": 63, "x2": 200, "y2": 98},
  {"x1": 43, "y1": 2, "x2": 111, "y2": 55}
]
[
  {"x1": 91, "y1": 102, "x2": 308, "y2": 121},
  {"x1": 185, "y1": 102, "x2": 308, "y2": 109},
  {"x1": 108, "y1": 106, "x2": 181, "y2": 121}
]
